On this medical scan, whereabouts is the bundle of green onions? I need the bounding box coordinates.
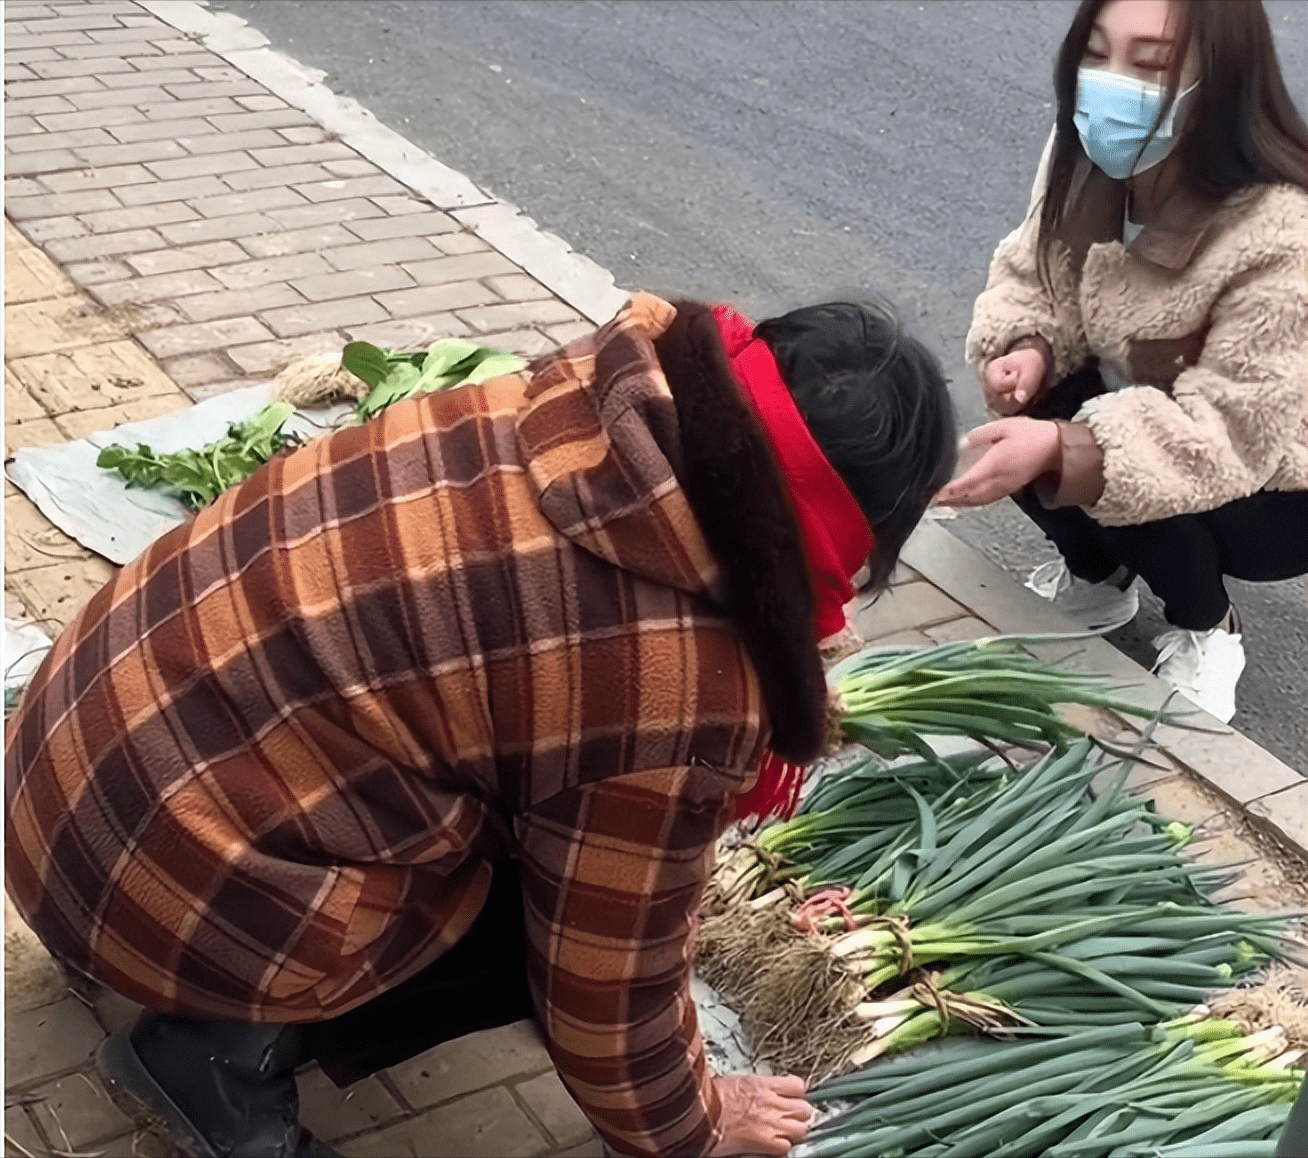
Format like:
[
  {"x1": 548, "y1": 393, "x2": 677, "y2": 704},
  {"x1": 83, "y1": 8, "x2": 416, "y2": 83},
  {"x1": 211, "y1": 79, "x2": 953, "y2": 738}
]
[
  {"x1": 831, "y1": 637, "x2": 1171, "y2": 764},
  {"x1": 697, "y1": 740, "x2": 1297, "y2": 1076},
  {"x1": 801, "y1": 1018, "x2": 1303, "y2": 1158}
]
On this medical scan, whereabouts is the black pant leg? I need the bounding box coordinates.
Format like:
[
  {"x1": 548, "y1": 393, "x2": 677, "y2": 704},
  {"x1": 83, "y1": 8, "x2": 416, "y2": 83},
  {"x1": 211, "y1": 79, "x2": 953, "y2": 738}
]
[
  {"x1": 304, "y1": 859, "x2": 535, "y2": 1088},
  {"x1": 1200, "y1": 489, "x2": 1308, "y2": 583}
]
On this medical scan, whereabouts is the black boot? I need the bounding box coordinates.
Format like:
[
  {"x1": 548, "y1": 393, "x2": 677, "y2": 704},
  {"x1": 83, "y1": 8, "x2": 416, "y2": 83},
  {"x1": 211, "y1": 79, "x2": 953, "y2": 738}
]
[{"x1": 98, "y1": 1011, "x2": 339, "y2": 1157}]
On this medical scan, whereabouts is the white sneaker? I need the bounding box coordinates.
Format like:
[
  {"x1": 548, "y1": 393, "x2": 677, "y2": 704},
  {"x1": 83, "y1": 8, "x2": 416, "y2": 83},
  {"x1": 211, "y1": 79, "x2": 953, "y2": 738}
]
[
  {"x1": 1151, "y1": 618, "x2": 1246, "y2": 724},
  {"x1": 1025, "y1": 559, "x2": 1139, "y2": 633}
]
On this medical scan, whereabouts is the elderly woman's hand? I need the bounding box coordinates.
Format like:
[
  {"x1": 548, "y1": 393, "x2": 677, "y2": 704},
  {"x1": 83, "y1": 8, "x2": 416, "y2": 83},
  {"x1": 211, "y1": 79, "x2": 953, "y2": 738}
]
[
  {"x1": 935, "y1": 418, "x2": 1062, "y2": 508},
  {"x1": 708, "y1": 1074, "x2": 814, "y2": 1156}
]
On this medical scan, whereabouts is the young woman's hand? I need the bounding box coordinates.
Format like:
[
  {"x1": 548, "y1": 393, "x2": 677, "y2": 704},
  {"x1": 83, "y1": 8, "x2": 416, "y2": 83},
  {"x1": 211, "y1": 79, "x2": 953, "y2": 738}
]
[
  {"x1": 708, "y1": 1074, "x2": 814, "y2": 1156},
  {"x1": 935, "y1": 418, "x2": 1062, "y2": 508},
  {"x1": 983, "y1": 348, "x2": 1047, "y2": 415}
]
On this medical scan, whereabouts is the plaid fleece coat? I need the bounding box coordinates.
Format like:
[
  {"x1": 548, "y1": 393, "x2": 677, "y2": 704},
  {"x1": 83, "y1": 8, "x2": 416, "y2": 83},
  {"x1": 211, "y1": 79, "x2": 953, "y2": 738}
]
[{"x1": 6, "y1": 294, "x2": 831, "y2": 1157}]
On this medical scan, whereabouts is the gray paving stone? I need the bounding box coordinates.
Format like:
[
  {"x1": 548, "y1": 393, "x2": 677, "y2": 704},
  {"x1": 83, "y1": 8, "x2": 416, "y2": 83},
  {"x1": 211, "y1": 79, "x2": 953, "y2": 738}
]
[
  {"x1": 296, "y1": 1067, "x2": 404, "y2": 1142},
  {"x1": 80, "y1": 200, "x2": 200, "y2": 234},
  {"x1": 136, "y1": 315, "x2": 274, "y2": 359},
  {"x1": 264, "y1": 197, "x2": 387, "y2": 230},
  {"x1": 486, "y1": 273, "x2": 556, "y2": 302},
  {"x1": 513, "y1": 1072, "x2": 597, "y2": 1150},
  {"x1": 62, "y1": 257, "x2": 135, "y2": 285},
  {"x1": 238, "y1": 223, "x2": 358, "y2": 258},
  {"x1": 90, "y1": 267, "x2": 223, "y2": 307},
  {"x1": 117, "y1": 173, "x2": 230, "y2": 206},
  {"x1": 343, "y1": 211, "x2": 463, "y2": 242},
  {"x1": 5, "y1": 188, "x2": 121, "y2": 220},
  {"x1": 853, "y1": 580, "x2": 972, "y2": 642},
  {"x1": 431, "y1": 231, "x2": 496, "y2": 255},
  {"x1": 157, "y1": 211, "x2": 279, "y2": 245},
  {"x1": 207, "y1": 108, "x2": 316, "y2": 132},
  {"x1": 38, "y1": 161, "x2": 153, "y2": 192},
  {"x1": 475, "y1": 328, "x2": 561, "y2": 357},
  {"x1": 925, "y1": 616, "x2": 997, "y2": 643},
  {"x1": 160, "y1": 79, "x2": 268, "y2": 99},
  {"x1": 542, "y1": 320, "x2": 594, "y2": 346},
  {"x1": 5, "y1": 114, "x2": 42, "y2": 135},
  {"x1": 4, "y1": 73, "x2": 103, "y2": 98},
  {"x1": 4, "y1": 997, "x2": 105, "y2": 1088},
  {"x1": 27, "y1": 1071, "x2": 136, "y2": 1150},
  {"x1": 159, "y1": 351, "x2": 241, "y2": 389},
  {"x1": 456, "y1": 300, "x2": 584, "y2": 333},
  {"x1": 3, "y1": 147, "x2": 81, "y2": 175},
  {"x1": 261, "y1": 296, "x2": 388, "y2": 339},
  {"x1": 6, "y1": 62, "x2": 38, "y2": 82},
  {"x1": 293, "y1": 175, "x2": 407, "y2": 203},
  {"x1": 130, "y1": 54, "x2": 227, "y2": 74},
  {"x1": 110, "y1": 114, "x2": 217, "y2": 142},
  {"x1": 6, "y1": 124, "x2": 115, "y2": 152},
  {"x1": 174, "y1": 282, "x2": 306, "y2": 324},
  {"x1": 278, "y1": 125, "x2": 333, "y2": 145},
  {"x1": 554, "y1": 1138, "x2": 609, "y2": 1158},
  {"x1": 53, "y1": 38, "x2": 164, "y2": 60},
  {"x1": 4, "y1": 32, "x2": 93, "y2": 54},
  {"x1": 101, "y1": 68, "x2": 202, "y2": 89},
  {"x1": 18, "y1": 216, "x2": 89, "y2": 244},
  {"x1": 5, "y1": 93, "x2": 78, "y2": 116},
  {"x1": 338, "y1": 1086, "x2": 549, "y2": 1158},
  {"x1": 222, "y1": 161, "x2": 338, "y2": 191},
  {"x1": 179, "y1": 126, "x2": 289, "y2": 155},
  {"x1": 65, "y1": 84, "x2": 171, "y2": 110},
  {"x1": 83, "y1": 16, "x2": 170, "y2": 37},
  {"x1": 35, "y1": 103, "x2": 144, "y2": 131},
  {"x1": 387, "y1": 1021, "x2": 552, "y2": 1108},
  {"x1": 343, "y1": 314, "x2": 474, "y2": 349},
  {"x1": 236, "y1": 94, "x2": 289, "y2": 112},
  {"x1": 372, "y1": 194, "x2": 431, "y2": 216},
  {"x1": 143, "y1": 149, "x2": 260, "y2": 181},
  {"x1": 186, "y1": 185, "x2": 308, "y2": 218},
  {"x1": 248, "y1": 141, "x2": 357, "y2": 167},
  {"x1": 4, "y1": 177, "x2": 46, "y2": 199},
  {"x1": 74, "y1": 137, "x2": 188, "y2": 166},
  {"x1": 324, "y1": 158, "x2": 383, "y2": 178},
  {"x1": 28, "y1": 53, "x2": 135, "y2": 78},
  {"x1": 321, "y1": 237, "x2": 445, "y2": 271},
  {"x1": 9, "y1": 12, "x2": 124, "y2": 32},
  {"x1": 226, "y1": 330, "x2": 349, "y2": 375},
  {"x1": 125, "y1": 239, "x2": 248, "y2": 275},
  {"x1": 1245, "y1": 783, "x2": 1307, "y2": 856},
  {"x1": 402, "y1": 251, "x2": 520, "y2": 285},
  {"x1": 290, "y1": 266, "x2": 414, "y2": 302},
  {"x1": 376, "y1": 281, "x2": 501, "y2": 319},
  {"x1": 140, "y1": 95, "x2": 244, "y2": 121},
  {"x1": 210, "y1": 251, "x2": 334, "y2": 290}
]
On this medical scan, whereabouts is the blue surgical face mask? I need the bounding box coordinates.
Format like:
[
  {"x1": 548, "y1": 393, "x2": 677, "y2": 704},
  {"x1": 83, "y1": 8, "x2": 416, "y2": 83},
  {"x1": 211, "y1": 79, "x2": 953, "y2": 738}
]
[{"x1": 1074, "y1": 67, "x2": 1198, "y2": 180}]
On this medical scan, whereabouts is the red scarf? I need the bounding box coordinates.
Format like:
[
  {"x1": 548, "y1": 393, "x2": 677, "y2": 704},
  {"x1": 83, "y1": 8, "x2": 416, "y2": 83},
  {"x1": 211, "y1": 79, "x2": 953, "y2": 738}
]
[{"x1": 711, "y1": 305, "x2": 873, "y2": 823}]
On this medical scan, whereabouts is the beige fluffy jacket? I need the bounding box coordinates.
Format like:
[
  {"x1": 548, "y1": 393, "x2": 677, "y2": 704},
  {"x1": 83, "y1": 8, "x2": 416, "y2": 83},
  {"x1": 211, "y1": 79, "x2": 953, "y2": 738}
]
[{"x1": 967, "y1": 153, "x2": 1308, "y2": 527}]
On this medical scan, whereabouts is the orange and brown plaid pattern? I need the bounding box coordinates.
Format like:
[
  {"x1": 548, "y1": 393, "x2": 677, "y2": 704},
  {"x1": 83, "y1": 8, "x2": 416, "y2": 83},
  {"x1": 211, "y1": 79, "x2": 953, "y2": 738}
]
[{"x1": 5, "y1": 295, "x2": 765, "y2": 1157}]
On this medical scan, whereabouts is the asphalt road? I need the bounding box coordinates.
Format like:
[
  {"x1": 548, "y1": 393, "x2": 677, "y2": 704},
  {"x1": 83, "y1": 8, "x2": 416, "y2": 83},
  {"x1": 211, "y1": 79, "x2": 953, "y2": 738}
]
[{"x1": 215, "y1": 0, "x2": 1308, "y2": 771}]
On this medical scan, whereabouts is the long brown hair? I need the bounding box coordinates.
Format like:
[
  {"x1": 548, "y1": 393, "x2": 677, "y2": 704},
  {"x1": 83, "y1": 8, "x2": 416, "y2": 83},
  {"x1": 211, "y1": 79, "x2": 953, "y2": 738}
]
[{"x1": 1036, "y1": 0, "x2": 1308, "y2": 289}]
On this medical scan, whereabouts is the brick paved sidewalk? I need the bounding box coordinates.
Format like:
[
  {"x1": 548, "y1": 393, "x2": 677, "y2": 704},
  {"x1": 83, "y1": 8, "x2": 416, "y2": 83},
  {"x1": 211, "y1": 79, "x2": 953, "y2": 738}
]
[{"x1": 4, "y1": 2, "x2": 1305, "y2": 1156}]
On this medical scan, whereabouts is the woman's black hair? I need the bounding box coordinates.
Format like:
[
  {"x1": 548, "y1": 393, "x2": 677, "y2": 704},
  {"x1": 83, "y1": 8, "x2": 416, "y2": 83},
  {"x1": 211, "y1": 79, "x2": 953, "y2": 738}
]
[
  {"x1": 1037, "y1": 0, "x2": 1308, "y2": 289},
  {"x1": 755, "y1": 300, "x2": 957, "y2": 591}
]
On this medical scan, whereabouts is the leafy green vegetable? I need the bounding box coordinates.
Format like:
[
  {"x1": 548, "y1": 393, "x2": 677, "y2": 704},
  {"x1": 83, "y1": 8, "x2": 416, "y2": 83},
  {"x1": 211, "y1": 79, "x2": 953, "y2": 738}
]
[
  {"x1": 342, "y1": 339, "x2": 525, "y2": 421},
  {"x1": 96, "y1": 401, "x2": 298, "y2": 511}
]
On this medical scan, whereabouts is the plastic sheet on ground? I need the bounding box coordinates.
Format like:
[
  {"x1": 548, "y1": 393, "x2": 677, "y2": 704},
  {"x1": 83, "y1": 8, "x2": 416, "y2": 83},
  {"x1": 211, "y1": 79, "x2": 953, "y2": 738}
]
[{"x1": 6, "y1": 385, "x2": 351, "y2": 566}]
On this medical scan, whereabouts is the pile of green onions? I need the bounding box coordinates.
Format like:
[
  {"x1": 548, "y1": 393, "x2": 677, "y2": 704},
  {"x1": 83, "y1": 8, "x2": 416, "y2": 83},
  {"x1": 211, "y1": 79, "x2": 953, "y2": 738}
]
[
  {"x1": 832, "y1": 637, "x2": 1169, "y2": 764},
  {"x1": 801, "y1": 1018, "x2": 1303, "y2": 1158}
]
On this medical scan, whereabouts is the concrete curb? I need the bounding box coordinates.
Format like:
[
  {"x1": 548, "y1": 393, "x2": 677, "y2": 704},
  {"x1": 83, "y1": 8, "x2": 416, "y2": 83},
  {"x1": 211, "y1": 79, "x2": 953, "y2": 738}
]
[
  {"x1": 136, "y1": 0, "x2": 631, "y2": 326},
  {"x1": 904, "y1": 523, "x2": 1306, "y2": 861}
]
